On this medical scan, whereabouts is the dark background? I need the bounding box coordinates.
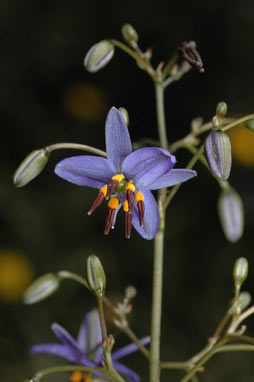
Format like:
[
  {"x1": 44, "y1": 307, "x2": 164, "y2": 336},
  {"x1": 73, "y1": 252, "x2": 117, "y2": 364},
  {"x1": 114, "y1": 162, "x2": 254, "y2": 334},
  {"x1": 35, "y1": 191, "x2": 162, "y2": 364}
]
[{"x1": 1, "y1": 0, "x2": 254, "y2": 381}]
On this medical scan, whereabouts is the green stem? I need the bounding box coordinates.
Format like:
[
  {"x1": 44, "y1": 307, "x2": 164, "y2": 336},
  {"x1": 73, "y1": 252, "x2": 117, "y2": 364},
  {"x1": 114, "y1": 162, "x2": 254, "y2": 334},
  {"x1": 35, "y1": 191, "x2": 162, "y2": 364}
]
[
  {"x1": 98, "y1": 295, "x2": 107, "y2": 342},
  {"x1": 155, "y1": 82, "x2": 168, "y2": 149},
  {"x1": 149, "y1": 81, "x2": 168, "y2": 382},
  {"x1": 180, "y1": 338, "x2": 228, "y2": 382},
  {"x1": 34, "y1": 365, "x2": 110, "y2": 380},
  {"x1": 111, "y1": 39, "x2": 155, "y2": 79},
  {"x1": 57, "y1": 270, "x2": 89, "y2": 288},
  {"x1": 45, "y1": 142, "x2": 107, "y2": 157}
]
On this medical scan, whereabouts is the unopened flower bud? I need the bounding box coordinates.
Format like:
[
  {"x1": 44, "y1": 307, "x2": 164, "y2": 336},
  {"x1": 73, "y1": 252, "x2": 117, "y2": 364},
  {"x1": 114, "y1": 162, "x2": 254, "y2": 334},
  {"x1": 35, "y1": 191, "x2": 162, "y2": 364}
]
[
  {"x1": 118, "y1": 107, "x2": 129, "y2": 126},
  {"x1": 216, "y1": 102, "x2": 228, "y2": 118},
  {"x1": 229, "y1": 291, "x2": 251, "y2": 315},
  {"x1": 218, "y1": 188, "x2": 244, "y2": 242},
  {"x1": 205, "y1": 130, "x2": 232, "y2": 180},
  {"x1": 238, "y1": 291, "x2": 251, "y2": 311},
  {"x1": 84, "y1": 40, "x2": 115, "y2": 73},
  {"x1": 13, "y1": 148, "x2": 50, "y2": 187},
  {"x1": 233, "y1": 257, "x2": 248, "y2": 292},
  {"x1": 121, "y1": 23, "x2": 139, "y2": 46},
  {"x1": 23, "y1": 273, "x2": 61, "y2": 304},
  {"x1": 244, "y1": 119, "x2": 254, "y2": 132},
  {"x1": 87, "y1": 255, "x2": 106, "y2": 296}
]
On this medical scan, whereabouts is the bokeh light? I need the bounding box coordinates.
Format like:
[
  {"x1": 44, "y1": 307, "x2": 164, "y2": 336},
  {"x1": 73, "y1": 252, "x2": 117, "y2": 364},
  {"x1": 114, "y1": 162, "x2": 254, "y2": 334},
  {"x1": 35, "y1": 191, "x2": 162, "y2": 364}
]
[
  {"x1": 64, "y1": 82, "x2": 108, "y2": 121},
  {"x1": 228, "y1": 124, "x2": 254, "y2": 167},
  {"x1": 0, "y1": 251, "x2": 34, "y2": 301}
]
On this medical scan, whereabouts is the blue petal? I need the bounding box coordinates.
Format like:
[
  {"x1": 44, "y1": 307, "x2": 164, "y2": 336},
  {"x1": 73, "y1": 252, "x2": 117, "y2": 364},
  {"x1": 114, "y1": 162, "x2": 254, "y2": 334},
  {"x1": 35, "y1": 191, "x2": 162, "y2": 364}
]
[
  {"x1": 77, "y1": 310, "x2": 102, "y2": 354},
  {"x1": 113, "y1": 361, "x2": 140, "y2": 382},
  {"x1": 132, "y1": 189, "x2": 159, "y2": 240},
  {"x1": 112, "y1": 336, "x2": 150, "y2": 360},
  {"x1": 51, "y1": 323, "x2": 95, "y2": 366},
  {"x1": 106, "y1": 107, "x2": 132, "y2": 172},
  {"x1": 55, "y1": 156, "x2": 116, "y2": 189},
  {"x1": 146, "y1": 169, "x2": 197, "y2": 190},
  {"x1": 122, "y1": 147, "x2": 176, "y2": 188},
  {"x1": 30, "y1": 343, "x2": 90, "y2": 364}
]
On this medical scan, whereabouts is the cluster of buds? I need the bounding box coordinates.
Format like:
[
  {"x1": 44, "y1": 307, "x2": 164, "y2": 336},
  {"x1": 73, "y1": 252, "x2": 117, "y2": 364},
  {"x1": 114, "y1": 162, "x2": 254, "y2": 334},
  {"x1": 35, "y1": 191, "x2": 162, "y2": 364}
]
[{"x1": 204, "y1": 102, "x2": 244, "y2": 243}]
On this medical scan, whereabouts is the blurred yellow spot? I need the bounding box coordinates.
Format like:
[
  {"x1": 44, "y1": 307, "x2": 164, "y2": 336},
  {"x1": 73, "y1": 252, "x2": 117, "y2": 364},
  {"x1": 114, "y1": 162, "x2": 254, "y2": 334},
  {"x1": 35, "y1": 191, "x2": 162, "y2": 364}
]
[
  {"x1": 0, "y1": 251, "x2": 34, "y2": 301},
  {"x1": 70, "y1": 371, "x2": 92, "y2": 382},
  {"x1": 64, "y1": 83, "x2": 107, "y2": 121},
  {"x1": 228, "y1": 124, "x2": 254, "y2": 167}
]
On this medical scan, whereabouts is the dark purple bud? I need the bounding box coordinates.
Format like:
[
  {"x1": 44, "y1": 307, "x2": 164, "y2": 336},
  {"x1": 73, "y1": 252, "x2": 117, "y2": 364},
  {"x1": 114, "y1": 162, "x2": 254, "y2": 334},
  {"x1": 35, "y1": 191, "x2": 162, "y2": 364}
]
[
  {"x1": 178, "y1": 41, "x2": 204, "y2": 73},
  {"x1": 205, "y1": 130, "x2": 232, "y2": 180}
]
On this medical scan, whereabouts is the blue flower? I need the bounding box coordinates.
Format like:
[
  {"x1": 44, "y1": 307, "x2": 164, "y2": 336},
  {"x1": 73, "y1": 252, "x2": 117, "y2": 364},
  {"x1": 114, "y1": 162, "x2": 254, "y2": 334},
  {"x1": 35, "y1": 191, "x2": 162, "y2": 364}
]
[
  {"x1": 30, "y1": 310, "x2": 149, "y2": 382},
  {"x1": 55, "y1": 107, "x2": 196, "y2": 239}
]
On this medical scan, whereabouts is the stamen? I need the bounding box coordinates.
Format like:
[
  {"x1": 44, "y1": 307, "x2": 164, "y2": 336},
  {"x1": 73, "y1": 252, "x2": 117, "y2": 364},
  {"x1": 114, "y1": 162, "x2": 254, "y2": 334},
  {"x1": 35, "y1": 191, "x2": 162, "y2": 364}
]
[
  {"x1": 126, "y1": 182, "x2": 136, "y2": 213},
  {"x1": 87, "y1": 185, "x2": 108, "y2": 215},
  {"x1": 104, "y1": 197, "x2": 119, "y2": 235},
  {"x1": 107, "y1": 174, "x2": 125, "y2": 196},
  {"x1": 123, "y1": 200, "x2": 132, "y2": 239},
  {"x1": 135, "y1": 192, "x2": 145, "y2": 227}
]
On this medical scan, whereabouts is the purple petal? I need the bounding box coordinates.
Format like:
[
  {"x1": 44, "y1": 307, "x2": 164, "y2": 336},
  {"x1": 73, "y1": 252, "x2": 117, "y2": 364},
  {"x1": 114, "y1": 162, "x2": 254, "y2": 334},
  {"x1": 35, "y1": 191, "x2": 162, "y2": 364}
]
[
  {"x1": 30, "y1": 343, "x2": 89, "y2": 364},
  {"x1": 51, "y1": 323, "x2": 95, "y2": 366},
  {"x1": 147, "y1": 169, "x2": 197, "y2": 190},
  {"x1": 77, "y1": 310, "x2": 102, "y2": 354},
  {"x1": 113, "y1": 361, "x2": 140, "y2": 382},
  {"x1": 106, "y1": 107, "x2": 132, "y2": 172},
  {"x1": 122, "y1": 148, "x2": 176, "y2": 187},
  {"x1": 112, "y1": 337, "x2": 150, "y2": 361},
  {"x1": 55, "y1": 156, "x2": 116, "y2": 189},
  {"x1": 132, "y1": 189, "x2": 159, "y2": 240},
  {"x1": 93, "y1": 346, "x2": 104, "y2": 364}
]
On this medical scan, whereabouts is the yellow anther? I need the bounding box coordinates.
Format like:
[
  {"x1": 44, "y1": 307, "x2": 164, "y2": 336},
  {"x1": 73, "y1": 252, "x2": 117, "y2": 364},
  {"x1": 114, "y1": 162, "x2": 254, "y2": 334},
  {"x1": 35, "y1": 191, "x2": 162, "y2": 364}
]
[
  {"x1": 108, "y1": 197, "x2": 119, "y2": 209},
  {"x1": 135, "y1": 191, "x2": 144, "y2": 202},
  {"x1": 111, "y1": 174, "x2": 124, "y2": 182},
  {"x1": 126, "y1": 182, "x2": 135, "y2": 192},
  {"x1": 99, "y1": 185, "x2": 108, "y2": 197},
  {"x1": 70, "y1": 371, "x2": 84, "y2": 382},
  {"x1": 123, "y1": 200, "x2": 129, "y2": 212}
]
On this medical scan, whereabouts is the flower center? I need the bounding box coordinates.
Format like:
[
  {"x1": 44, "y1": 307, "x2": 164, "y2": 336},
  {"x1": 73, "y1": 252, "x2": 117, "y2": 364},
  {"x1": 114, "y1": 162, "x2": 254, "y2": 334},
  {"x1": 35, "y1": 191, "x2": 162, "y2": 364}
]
[{"x1": 87, "y1": 173, "x2": 145, "y2": 238}]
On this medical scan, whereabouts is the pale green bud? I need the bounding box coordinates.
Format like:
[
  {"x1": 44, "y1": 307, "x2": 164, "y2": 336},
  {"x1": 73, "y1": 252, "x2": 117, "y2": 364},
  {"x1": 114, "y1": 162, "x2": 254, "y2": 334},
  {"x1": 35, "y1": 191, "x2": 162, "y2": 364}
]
[
  {"x1": 84, "y1": 40, "x2": 114, "y2": 73},
  {"x1": 23, "y1": 273, "x2": 61, "y2": 304},
  {"x1": 229, "y1": 291, "x2": 251, "y2": 315},
  {"x1": 87, "y1": 255, "x2": 106, "y2": 296},
  {"x1": 13, "y1": 149, "x2": 49, "y2": 187},
  {"x1": 121, "y1": 23, "x2": 139, "y2": 46},
  {"x1": 216, "y1": 102, "x2": 228, "y2": 118},
  {"x1": 233, "y1": 257, "x2": 248, "y2": 291},
  {"x1": 118, "y1": 107, "x2": 129, "y2": 126},
  {"x1": 238, "y1": 291, "x2": 251, "y2": 311},
  {"x1": 218, "y1": 188, "x2": 244, "y2": 242},
  {"x1": 244, "y1": 119, "x2": 254, "y2": 132}
]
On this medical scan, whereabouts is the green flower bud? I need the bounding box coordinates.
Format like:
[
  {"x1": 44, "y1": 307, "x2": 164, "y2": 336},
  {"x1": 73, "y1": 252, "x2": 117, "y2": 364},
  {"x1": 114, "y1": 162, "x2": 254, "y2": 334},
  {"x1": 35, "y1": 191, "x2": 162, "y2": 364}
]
[
  {"x1": 238, "y1": 291, "x2": 251, "y2": 311},
  {"x1": 13, "y1": 148, "x2": 50, "y2": 187},
  {"x1": 229, "y1": 291, "x2": 251, "y2": 315},
  {"x1": 233, "y1": 257, "x2": 248, "y2": 291},
  {"x1": 118, "y1": 107, "x2": 129, "y2": 126},
  {"x1": 205, "y1": 130, "x2": 232, "y2": 180},
  {"x1": 244, "y1": 118, "x2": 254, "y2": 132},
  {"x1": 23, "y1": 273, "x2": 61, "y2": 304},
  {"x1": 87, "y1": 255, "x2": 106, "y2": 296},
  {"x1": 218, "y1": 188, "x2": 244, "y2": 243},
  {"x1": 121, "y1": 23, "x2": 139, "y2": 46},
  {"x1": 84, "y1": 40, "x2": 114, "y2": 73},
  {"x1": 216, "y1": 102, "x2": 228, "y2": 118}
]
